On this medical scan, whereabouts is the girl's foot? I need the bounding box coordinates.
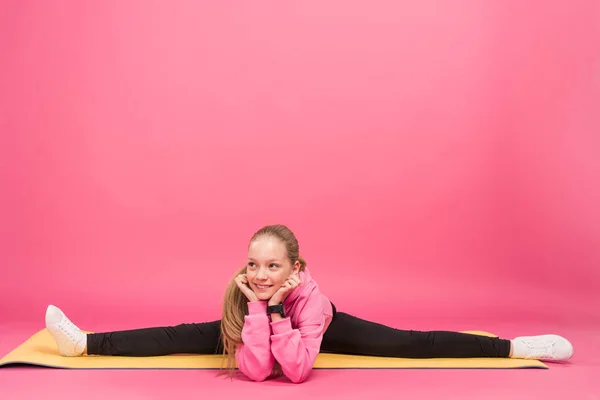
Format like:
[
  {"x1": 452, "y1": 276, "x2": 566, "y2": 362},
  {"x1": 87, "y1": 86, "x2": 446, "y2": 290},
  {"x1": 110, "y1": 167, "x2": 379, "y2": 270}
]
[
  {"x1": 45, "y1": 305, "x2": 87, "y2": 356},
  {"x1": 511, "y1": 334, "x2": 573, "y2": 361}
]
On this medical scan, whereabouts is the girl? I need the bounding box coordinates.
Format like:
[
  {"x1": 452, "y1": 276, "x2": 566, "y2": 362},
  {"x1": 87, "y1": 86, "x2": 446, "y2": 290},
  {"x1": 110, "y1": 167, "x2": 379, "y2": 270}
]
[{"x1": 46, "y1": 224, "x2": 573, "y2": 383}]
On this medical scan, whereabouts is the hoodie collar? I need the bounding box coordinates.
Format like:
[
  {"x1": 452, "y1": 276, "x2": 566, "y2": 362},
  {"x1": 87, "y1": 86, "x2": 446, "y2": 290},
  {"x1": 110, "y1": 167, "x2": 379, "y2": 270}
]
[{"x1": 284, "y1": 267, "x2": 312, "y2": 304}]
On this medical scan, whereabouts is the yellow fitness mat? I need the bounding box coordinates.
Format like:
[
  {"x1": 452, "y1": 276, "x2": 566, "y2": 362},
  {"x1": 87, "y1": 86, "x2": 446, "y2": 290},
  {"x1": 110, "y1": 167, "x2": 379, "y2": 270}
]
[{"x1": 0, "y1": 328, "x2": 547, "y2": 370}]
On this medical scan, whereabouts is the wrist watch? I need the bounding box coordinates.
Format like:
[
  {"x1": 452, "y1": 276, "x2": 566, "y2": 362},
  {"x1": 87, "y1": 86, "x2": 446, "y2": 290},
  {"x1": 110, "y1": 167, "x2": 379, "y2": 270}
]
[{"x1": 267, "y1": 303, "x2": 285, "y2": 318}]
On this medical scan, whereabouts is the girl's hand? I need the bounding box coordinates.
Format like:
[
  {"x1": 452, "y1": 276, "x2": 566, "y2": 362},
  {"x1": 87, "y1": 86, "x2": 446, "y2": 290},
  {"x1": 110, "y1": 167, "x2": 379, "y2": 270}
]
[
  {"x1": 269, "y1": 272, "x2": 301, "y2": 306},
  {"x1": 235, "y1": 274, "x2": 259, "y2": 302}
]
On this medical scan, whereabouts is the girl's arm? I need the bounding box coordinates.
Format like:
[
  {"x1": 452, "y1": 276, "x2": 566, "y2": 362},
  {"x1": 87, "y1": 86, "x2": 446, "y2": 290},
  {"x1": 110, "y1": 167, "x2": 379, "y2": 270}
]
[
  {"x1": 235, "y1": 301, "x2": 275, "y2": 381},
  {"x1": 269, "y1": 289, "x2": 327, "y2": 383}
]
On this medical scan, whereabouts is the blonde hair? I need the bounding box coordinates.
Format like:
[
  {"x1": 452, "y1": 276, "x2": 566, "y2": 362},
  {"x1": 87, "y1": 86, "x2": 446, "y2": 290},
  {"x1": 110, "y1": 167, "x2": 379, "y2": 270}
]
[{"x1": 219, "y1": 224, "x2": 307, "y2": 379}]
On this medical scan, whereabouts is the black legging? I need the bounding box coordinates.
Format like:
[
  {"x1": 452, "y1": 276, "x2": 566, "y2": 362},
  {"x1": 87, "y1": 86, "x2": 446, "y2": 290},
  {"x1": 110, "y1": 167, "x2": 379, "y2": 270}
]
[{"x1": 87, "y1": 303, "x2": 511, "y2": 358}]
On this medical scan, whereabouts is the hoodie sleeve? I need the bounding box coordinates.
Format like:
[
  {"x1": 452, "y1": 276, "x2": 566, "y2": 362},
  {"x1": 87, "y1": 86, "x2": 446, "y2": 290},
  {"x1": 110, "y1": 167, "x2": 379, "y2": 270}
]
[
  {"x1": 235, "y1": 301, "x2": 275, "y2": 382},
  {"x1": 269, "y1": 289, "x2": 326, "y2": 383}
]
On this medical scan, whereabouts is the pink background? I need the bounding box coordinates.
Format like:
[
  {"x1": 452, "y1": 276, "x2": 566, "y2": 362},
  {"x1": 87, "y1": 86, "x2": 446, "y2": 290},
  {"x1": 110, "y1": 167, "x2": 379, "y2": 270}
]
[{"x1": 1, "y1": 0, "x2": 599, "y2": 333}]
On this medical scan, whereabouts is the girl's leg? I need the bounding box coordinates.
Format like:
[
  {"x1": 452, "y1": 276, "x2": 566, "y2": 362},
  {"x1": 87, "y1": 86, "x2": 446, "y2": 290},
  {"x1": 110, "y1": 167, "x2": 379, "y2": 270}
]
[
  {"x1": 46, "y1": 305, "x2": 222, "y2": 357},
  {"x1": 87, "y1": 321, "x2": 222, "y2": 356},
  {"x1": 321, "y1": 311, "x2": 510, "y2": 358}
]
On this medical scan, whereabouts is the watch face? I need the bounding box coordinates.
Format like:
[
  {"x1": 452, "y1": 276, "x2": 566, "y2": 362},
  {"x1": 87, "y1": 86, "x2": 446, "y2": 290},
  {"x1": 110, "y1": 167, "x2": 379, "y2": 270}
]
[{"x1": 268, "y1": 304, "x2": 285, "y2": 317}]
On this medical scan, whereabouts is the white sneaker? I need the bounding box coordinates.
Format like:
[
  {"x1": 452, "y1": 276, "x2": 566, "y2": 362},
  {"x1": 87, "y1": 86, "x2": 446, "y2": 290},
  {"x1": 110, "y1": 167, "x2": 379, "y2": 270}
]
[
  {"x1": 511, "y1": 334, "x2": 573, "y2": 361},
  {"x1": 45, "y1": 305, "x2": 87, "y2": 356}
]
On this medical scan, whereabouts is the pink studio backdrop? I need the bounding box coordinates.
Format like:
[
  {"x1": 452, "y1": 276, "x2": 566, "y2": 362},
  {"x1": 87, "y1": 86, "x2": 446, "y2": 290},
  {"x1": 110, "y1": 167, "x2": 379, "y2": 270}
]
[{"x1": 1, "y1": 1, "x2": 599, "y2": 330}]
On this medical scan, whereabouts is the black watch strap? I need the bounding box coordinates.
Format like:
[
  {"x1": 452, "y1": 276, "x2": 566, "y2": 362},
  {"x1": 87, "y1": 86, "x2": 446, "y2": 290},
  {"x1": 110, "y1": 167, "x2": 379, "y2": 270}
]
[{"x1": 267, "y1": 303, "x2": 285, "y2": 318}]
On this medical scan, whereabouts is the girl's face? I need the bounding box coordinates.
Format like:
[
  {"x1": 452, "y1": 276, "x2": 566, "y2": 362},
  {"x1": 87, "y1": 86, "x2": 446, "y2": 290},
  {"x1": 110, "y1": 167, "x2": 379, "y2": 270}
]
[{"x1": 245, "y1": 236, "x2": 300, "y2": 301}]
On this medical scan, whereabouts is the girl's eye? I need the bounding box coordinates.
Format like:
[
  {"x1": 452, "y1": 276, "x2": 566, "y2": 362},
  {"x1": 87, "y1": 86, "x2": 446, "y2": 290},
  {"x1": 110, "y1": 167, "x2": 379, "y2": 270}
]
[{"x1": 247, "y1": 262, "x2": 278, "y2": 268}]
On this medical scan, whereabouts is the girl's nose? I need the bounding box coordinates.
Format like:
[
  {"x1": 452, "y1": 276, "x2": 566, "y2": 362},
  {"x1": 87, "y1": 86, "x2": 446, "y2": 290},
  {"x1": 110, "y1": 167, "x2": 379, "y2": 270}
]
[{"x1": 256, "y1": 268, "x2": 267, "y2": 279}]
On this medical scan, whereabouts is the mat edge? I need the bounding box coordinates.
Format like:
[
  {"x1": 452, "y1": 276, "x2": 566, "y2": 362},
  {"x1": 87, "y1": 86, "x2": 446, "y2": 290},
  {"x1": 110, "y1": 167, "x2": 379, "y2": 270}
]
[{"x1": 0, "y1": 360, "x2": 549, "y2": 370}]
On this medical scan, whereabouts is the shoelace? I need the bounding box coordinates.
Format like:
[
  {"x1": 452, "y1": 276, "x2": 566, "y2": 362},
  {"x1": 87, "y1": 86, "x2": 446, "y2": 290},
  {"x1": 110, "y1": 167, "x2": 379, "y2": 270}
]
[
  {"x1": 58, "y1": 317, "x2": 80, "y2": 340},
  {"x1": 523, "y1": 340, "x2": 555, "y2": 358}
]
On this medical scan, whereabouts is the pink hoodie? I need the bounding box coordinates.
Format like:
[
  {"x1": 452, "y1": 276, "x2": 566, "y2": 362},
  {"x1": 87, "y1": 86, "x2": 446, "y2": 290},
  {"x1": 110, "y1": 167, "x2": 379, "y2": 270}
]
[{"x1": 235, "y1": 267, "x2": 334, "y2": 383}]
